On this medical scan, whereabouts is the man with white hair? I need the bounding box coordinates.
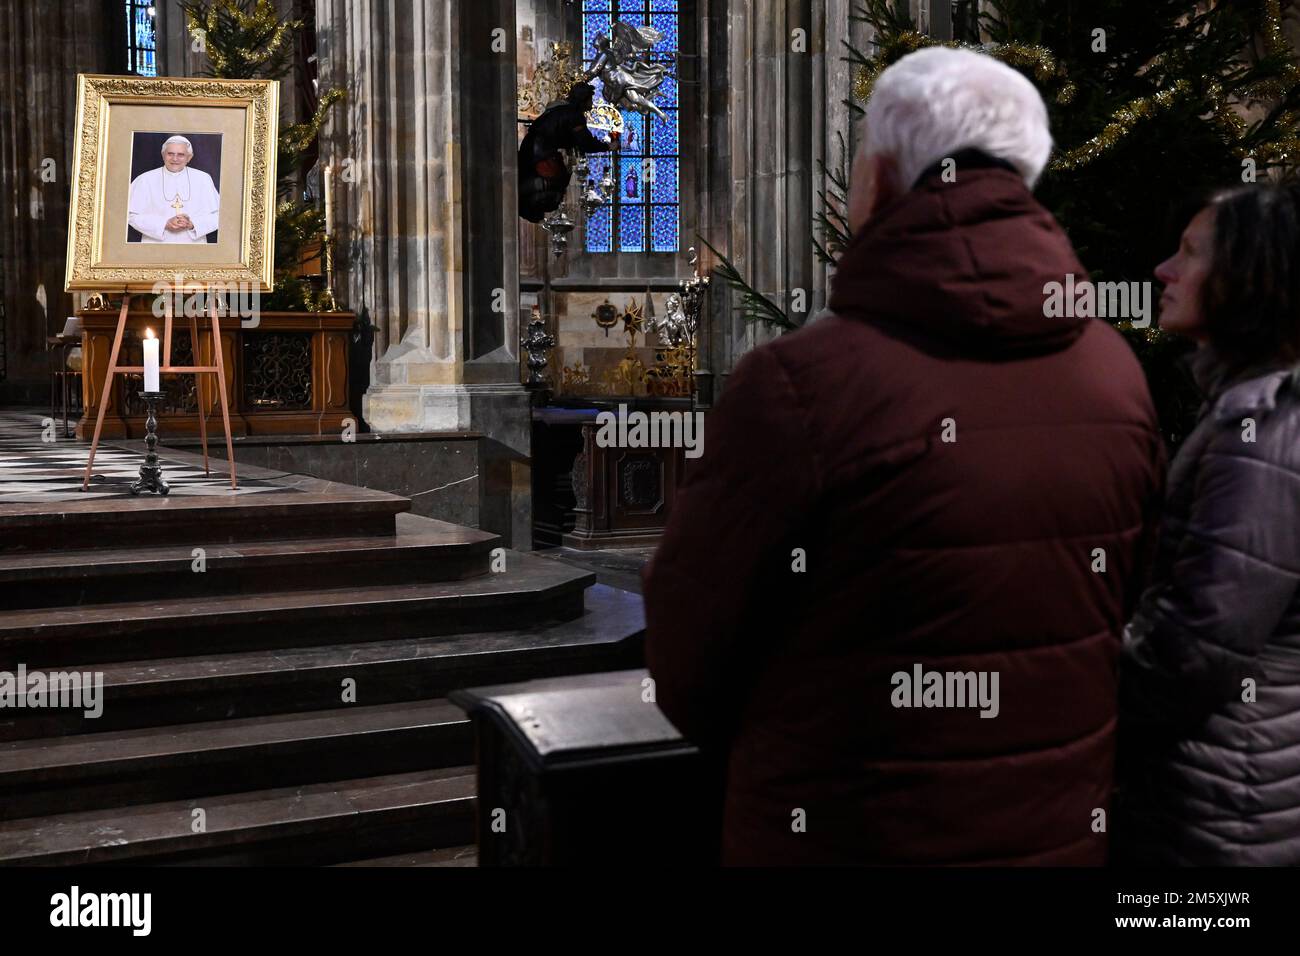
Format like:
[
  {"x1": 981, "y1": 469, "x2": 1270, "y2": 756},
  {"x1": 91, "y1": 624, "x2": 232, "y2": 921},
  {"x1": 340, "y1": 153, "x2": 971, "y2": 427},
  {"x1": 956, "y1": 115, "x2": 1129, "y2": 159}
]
[
  {"x1": 127, "y1": 135, "x2": 221, "y2": 243},
  {"x1": 644, "y1": 47, "x2": 1164, "y2": 865}
]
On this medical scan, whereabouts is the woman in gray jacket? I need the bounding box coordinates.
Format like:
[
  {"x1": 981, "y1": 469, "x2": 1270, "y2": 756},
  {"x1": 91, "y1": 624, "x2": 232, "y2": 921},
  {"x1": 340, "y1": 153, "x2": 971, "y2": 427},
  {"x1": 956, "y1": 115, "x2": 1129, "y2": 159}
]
[{"x1": 1117, "y1": 184, "x2": 1300, "y2": 866}]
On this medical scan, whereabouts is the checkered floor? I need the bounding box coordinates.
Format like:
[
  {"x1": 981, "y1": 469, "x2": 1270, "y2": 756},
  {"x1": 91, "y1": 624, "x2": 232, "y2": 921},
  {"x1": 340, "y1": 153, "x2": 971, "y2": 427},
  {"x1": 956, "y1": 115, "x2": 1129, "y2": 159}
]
[{"x1": 0, "y1": 411, "x2": 288, "y2": 502}]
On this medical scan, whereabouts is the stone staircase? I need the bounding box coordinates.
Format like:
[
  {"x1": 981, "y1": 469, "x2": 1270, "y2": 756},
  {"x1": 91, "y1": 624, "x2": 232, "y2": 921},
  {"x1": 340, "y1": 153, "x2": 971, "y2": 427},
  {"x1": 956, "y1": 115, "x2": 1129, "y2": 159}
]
[{"x1": 0, "y1": 486, "x2": 645, "y2": 865}]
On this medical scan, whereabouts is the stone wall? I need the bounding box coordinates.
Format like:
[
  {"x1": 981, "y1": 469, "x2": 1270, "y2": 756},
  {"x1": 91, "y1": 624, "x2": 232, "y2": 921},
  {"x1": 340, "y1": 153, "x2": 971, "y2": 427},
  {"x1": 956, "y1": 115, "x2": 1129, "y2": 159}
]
[{"x1": 0, "y1": 0, "x2": 110, "y2": 401}]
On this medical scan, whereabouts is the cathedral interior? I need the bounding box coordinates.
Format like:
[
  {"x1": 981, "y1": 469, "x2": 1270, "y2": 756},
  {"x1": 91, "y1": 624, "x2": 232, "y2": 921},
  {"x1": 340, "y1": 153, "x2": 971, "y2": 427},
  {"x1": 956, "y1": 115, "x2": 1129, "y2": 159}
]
[
  {"x1": 0, "y1": 0, "x2": 862, "y2": 869},
  {"x1": 2, "y1": 0, "x2": 1300, "y2": 911}
]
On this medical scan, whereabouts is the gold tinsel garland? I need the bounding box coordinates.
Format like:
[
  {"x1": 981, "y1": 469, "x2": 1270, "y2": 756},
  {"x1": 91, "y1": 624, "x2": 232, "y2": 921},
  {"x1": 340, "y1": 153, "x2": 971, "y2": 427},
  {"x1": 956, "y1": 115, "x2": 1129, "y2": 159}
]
[
  {"x1": 1050, "y1": 81, "x2": 1192, "y2": 171},
  {"x1": 853, "y1": 36, "x2": 1075, "y2": 105},
  {"x1": 1246, "y1": 0, "x2": 1300, "y2": 99},
  {"x1": 282, "y1": 87, "x2": 347, "y2": 155},
  {"x1": 187, "y1": 0, "x2": 299, "y2": 78},
  {"x1": 854, "y1": 1, "x2": 1300, "y2": 175}
]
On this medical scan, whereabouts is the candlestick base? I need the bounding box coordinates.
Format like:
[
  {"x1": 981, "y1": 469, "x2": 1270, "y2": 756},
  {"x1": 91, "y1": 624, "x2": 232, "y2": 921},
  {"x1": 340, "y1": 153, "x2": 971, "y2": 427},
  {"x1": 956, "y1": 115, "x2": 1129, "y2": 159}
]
[{"x1": 130, "y1": 391, "x2": 170, "y2": 497}]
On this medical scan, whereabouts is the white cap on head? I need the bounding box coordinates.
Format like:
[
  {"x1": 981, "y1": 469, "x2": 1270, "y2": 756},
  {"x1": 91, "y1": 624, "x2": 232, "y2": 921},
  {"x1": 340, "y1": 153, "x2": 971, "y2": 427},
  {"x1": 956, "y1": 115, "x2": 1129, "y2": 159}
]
[
  {"x1": 863, "y1": 47, "x2": 1053, "y2": 190},
  {"x1": 161, "y1": 135, "x2": 194, "y2": 155}
]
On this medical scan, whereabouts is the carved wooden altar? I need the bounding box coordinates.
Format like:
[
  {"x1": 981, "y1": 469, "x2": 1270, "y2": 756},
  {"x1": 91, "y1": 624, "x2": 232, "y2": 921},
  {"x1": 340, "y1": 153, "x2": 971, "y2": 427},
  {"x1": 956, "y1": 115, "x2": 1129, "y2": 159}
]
[
  {"x1": 564, "y1": 418, "x2": 684, "y2": 549},
  {"x1": 75, "y1": 308, "x2": 354, "y2": 439}
]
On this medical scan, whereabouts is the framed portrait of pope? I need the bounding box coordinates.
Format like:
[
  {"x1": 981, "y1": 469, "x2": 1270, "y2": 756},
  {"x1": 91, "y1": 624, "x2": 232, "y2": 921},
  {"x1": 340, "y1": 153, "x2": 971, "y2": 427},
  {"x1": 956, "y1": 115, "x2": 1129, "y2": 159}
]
[{"x1": 65, "y1": 75, "x2": 278, "y2": 293}]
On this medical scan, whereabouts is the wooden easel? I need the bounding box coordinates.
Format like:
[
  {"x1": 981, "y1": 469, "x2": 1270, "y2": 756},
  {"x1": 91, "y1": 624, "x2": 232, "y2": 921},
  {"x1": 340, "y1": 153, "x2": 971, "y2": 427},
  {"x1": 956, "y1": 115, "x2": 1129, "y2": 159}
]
[{"x1": 81, "y1": 291, "x2": 237, "y2": 491}]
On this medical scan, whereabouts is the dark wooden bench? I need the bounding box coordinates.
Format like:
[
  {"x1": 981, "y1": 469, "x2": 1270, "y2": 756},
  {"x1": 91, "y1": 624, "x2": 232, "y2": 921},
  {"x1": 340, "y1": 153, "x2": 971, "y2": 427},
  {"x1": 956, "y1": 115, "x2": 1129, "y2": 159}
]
[{"x1": 451, "y1": 668, "x2": 722, "y2": 865}]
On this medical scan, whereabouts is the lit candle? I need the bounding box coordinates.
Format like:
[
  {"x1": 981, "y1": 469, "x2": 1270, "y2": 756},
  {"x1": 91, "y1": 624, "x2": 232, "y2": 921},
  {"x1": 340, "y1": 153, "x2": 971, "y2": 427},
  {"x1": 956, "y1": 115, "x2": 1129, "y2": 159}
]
[
  {"x1": 324, "y1": 165, "x2": 334, "y2": 236},
  {"x1": 143, "y1": 328, "x2": 160, "y2": 393}
]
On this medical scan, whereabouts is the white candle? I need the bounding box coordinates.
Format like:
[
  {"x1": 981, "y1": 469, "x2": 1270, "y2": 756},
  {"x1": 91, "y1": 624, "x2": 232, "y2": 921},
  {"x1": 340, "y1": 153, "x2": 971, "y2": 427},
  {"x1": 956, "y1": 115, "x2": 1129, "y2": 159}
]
[
  {"x1": 143, "y1": 328, "x2": 160, "y2": 393},
  {"x1": 324, "y1": 165, "x2": 334, "y2": 235}
]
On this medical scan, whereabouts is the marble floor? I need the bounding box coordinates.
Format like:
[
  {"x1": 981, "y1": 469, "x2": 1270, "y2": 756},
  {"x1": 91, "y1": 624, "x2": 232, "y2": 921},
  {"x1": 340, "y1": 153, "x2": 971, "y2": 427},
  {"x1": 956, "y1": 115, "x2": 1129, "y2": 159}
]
[
  {"x1": 0, "y1": 410, "x2": 289, "y2": 502},
  {"x1": 536, "y1": 545, "x2": 655, "y2": 594}
]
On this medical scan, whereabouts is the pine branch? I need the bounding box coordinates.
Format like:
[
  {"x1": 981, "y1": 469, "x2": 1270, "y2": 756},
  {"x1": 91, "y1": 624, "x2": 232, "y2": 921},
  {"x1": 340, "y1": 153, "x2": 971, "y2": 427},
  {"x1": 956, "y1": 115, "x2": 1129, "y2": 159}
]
[
  {"x1": 180, "y1": 0, "x2": 300, "y2": 80},
  {"x1": 279, "y1": 87, "x2": 347, "y2": 179},
  {"x1": 180, "y1": 0, "x2": 345, "y2": 313},
  {"x1": 697, "y1": 236, "x2": 798, "y2": 331},
  {"x1": 813, "y1": 131, "x2": 853, "y2": 264}
]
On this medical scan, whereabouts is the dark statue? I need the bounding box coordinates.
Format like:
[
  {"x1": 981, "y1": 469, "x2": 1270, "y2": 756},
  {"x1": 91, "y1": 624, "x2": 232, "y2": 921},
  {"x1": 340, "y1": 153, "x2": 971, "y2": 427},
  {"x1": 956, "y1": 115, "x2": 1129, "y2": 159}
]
[{"x1": 518, "y1": 82, "x2": 619, "y2": 223}]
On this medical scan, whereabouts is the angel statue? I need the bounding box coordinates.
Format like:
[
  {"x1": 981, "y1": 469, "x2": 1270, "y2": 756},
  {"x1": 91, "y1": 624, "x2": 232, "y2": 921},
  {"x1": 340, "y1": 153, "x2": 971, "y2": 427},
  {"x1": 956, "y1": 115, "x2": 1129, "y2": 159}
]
[{"x1": 583, "y1": 21, "x2": 672, "y2": 120}]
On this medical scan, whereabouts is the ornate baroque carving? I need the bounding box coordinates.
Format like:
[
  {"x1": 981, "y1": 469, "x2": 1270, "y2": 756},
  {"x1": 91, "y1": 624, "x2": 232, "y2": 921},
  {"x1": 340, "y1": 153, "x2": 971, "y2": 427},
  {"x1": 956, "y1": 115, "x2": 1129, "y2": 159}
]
[
  {"x1": 570, "y1": 447, "x2": 589, "y2": 512},
  {"x1": 243, "y1": 332, "x2": 312, "y2": 409},
  {"x1": 620, "y1": 456, "x2": 661, "y2": 507}
]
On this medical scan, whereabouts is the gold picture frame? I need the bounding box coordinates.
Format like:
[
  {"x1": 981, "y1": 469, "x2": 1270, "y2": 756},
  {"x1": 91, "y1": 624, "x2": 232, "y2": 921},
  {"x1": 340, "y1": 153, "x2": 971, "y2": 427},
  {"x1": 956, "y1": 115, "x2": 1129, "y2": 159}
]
[{"x1": 64, "y1": 74, "x2": 279, "y2": 293}]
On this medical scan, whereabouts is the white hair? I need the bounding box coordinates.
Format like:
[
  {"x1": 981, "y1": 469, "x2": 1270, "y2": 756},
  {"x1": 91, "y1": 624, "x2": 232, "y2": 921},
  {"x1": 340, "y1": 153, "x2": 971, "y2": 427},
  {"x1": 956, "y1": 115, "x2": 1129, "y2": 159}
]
[
  {"x1": 863, "y1": 47, "x2": 1052, "y2": 190},
  {"x1": 161, "y1": 135, "x2": 194, "y2": 156}
]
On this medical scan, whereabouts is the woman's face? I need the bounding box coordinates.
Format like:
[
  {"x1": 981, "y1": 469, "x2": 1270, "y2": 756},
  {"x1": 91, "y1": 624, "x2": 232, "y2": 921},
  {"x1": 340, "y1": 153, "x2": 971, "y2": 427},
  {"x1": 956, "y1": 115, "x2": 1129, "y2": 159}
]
[{"x1": 1154, "y1": 207, "x2": 1216, "y2": 339}]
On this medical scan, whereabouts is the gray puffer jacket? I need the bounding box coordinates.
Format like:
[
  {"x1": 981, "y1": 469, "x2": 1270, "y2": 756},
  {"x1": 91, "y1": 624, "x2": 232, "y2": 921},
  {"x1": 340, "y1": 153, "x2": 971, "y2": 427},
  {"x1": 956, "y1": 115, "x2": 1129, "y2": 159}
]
[{"x1": 1118, "y1": 348, "x2": 1300, "y2": 866}]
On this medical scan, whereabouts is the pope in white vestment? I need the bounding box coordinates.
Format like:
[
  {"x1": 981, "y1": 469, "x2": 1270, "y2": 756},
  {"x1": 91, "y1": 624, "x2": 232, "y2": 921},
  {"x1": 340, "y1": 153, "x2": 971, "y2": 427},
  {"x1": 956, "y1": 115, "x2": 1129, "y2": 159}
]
[{"x1": 127, "y1": 135, "x2": 221, "y2": 244}]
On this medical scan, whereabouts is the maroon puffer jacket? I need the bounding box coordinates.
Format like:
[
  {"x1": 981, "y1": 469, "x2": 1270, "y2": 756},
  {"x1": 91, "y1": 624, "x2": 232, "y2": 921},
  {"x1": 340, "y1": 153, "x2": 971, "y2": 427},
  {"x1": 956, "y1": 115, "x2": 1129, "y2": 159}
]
[{"x1": 643, "y1": 164, "x2": 1165, "y2": 865}]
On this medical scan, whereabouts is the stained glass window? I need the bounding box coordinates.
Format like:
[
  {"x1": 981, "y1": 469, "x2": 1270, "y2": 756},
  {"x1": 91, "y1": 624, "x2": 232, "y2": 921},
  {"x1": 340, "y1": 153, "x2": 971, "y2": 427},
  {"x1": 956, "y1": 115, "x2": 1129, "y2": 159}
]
[
  {"x1": 126, "y1": 1, "x2": 158, "y2": 77},
  {"x1": 583, "y1": 0, "x2": 680, "y2": 254}
]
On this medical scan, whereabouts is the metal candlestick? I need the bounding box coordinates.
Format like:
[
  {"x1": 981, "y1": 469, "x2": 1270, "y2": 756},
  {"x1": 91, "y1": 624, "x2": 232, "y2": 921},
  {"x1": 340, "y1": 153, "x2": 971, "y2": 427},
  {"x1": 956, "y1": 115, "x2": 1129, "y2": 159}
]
[
  {"x1": 521, "y1": 308, "x2": 557, "y2": 387},
  {"x1": 130, "y1": 391, "x2": 170, "y2": 496},
  {"x1": 320, "y1": 234, "x2": 342, "y2": 312}
]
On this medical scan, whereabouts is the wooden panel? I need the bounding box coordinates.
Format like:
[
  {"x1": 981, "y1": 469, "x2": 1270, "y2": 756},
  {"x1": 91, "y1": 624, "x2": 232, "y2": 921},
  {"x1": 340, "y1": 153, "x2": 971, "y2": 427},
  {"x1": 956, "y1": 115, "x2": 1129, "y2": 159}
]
[
  {"x1": 75, "y1": 309, "x2": 355, "y2": 439},
  {"x1": 560, "y1": 415, "x2": 684, "y2": 549}
]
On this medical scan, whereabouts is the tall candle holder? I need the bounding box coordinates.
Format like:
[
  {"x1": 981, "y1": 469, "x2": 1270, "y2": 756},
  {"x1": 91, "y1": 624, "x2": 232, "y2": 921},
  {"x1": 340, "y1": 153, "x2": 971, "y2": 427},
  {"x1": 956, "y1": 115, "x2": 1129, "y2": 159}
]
[
  {"x1": 130, "y1": 391, "x2": 170, "y2": 496},
  {"x1": 319, "y1": 234, "x2": 342, "y2": 312}
]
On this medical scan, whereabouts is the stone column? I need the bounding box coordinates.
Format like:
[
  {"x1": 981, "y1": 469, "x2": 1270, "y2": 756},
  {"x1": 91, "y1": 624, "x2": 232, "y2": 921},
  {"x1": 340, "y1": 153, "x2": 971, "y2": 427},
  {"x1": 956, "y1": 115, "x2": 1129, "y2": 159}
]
[
  {"x1": 700, "y1": 0, "x2": 869, "y2": 394},
  {"x1": 157, "y1": 0, "x2": 208, "y2": 77},
  {"x1": 0, "y1": 0, "x2": 109, "y2": 403},
  {"x1": 316, "y1": 0, "x2": 531, "y2": 545}
]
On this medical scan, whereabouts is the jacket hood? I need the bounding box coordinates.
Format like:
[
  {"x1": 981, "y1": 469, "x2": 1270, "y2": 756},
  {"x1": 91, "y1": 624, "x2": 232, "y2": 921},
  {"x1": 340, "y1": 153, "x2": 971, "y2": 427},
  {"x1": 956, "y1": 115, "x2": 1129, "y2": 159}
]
[{"x1": 828, "y1": 165, "x2": 1089, "y2": 357}]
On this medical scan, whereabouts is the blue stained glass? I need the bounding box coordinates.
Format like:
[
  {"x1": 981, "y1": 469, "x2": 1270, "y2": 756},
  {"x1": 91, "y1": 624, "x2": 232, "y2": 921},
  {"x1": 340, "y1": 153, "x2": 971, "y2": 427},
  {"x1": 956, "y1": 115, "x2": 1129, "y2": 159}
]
[
  {"x1": 584, "y1": 0, "x2": 678, "y2": 255},
  {"x1": 584, "y1": 13, "x2": 612, "y2": 62},
  {"x1": 127, "y1": 1, "x2": 158, "y2": 77},
  {"x1": 650, "y1": 13, "x2": 678, "y2": 53},
  {"x1": 649, "y1": 157, "x2": 678, "y2": 203},
  {"x1": 618, "y1": 156, "x2": 646, "y2": 200},
  {"x1": 648, "y1": 111, "x2": 677, "y2": 155},
  {"x1": 620, "y1": 205, "x2": 646, "y2": 252},
  {"x1": 657, "y1": 74, "x2": 678, "y2": 108},
  {"x1": 620, "y1": 111, "x2": 645, "y2": 155},
  {"x1": 651, "y1": 206, "x2": 679, "y2": 252},
  {"x1": 586, "y1": 205, "x2": 613, "y2": 253}
]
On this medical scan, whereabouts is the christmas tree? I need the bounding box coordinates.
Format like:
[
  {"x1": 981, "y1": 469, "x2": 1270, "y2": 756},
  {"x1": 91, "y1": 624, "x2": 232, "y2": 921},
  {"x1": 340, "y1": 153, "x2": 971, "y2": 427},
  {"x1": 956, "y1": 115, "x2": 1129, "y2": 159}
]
[
  {"x1": 179, "y1": 0, "x2": 345, "y2": 311},
  {"x1": 716, "y1": 0, "x2": 1300, "y2": 446}
]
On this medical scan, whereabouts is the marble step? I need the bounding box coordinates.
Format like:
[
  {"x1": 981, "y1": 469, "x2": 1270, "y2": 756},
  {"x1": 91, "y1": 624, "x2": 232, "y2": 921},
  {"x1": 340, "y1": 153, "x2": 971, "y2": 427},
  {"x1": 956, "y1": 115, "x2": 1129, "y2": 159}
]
[
  {"x1": 0, "y1": 583, "x2": 645, "y2": 741},
  {"x1": 0, "y1": 767, "x2": 476, "y2": 866},
  {"x1": 334, "y1": 846, "x2": 477, "y2": 866},
  {"x1": 0, "y1": 487, "x2": 409, "y2": 553},
  {"x1": 0, "y1": 513, "x2": 499, "y2": 608},
  {"x1": 0, "y1": 551, "x2": 595, "y2": 667},
  {"x1": 0, "y1": 699, "x2": 472, "y2": 821}
]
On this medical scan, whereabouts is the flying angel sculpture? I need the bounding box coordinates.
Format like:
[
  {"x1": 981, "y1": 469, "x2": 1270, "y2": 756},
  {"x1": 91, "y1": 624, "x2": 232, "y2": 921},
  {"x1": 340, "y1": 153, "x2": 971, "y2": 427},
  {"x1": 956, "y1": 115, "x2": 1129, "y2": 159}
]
[{"x1": 583, "y1": 21, "x2": 673, "y2": 120}]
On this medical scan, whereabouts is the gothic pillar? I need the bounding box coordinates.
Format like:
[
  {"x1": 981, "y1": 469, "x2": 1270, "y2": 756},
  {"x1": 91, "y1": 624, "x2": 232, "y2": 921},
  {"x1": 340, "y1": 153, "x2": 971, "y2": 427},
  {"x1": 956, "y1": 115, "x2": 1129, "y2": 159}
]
[
  {"x1": 316, "y1": 0, "x2": 530, "y2": 545},
  {"x1": 0, "y1": 0, "x2": 110, "y2": 402},
  {"x1": 317, "y1": 0, "x2": 525, "y2": 425},
  {"x1": 702, "y1": 0, "x2": 870, "y2": 393}
]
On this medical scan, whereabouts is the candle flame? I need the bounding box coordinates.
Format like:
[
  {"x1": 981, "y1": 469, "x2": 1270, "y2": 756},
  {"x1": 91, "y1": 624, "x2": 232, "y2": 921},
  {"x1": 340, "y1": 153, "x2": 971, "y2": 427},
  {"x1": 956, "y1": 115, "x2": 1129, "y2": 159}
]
[{"x1": 145, "y1": 328, "x2": 155, "y2": 340}]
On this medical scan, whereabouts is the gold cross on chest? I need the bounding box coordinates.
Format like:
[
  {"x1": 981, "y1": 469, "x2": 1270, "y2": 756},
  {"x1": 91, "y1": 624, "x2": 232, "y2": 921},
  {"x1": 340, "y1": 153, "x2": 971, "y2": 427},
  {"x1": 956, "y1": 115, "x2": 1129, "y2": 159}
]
[{"x1": 170, "y1": 196, "x2": 185, "y2": 212}]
